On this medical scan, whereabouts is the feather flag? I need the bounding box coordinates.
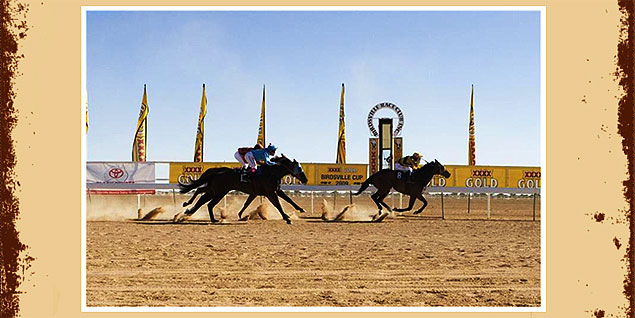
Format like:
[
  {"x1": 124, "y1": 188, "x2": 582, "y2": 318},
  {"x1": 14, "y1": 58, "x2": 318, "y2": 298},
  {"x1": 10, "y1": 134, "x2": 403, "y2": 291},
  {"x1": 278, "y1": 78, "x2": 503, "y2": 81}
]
[
  {"x1": 257, "y1": 85, "x2": 266, "y2": 146},
  {"x1": 194, "y1": 84, "x2": 207, "y2": 162},
  {"x1": 132, "y1": 85, "x2": 149, "y2": 162},
  {"x1": 86, "y1": 91, "x2": 89, "y2": 133},
  {"x1": 336, "y1": 83, "x2": 346, "y2": 164},
  {"x1": 468, "y1": 85, "x2": 476, "y2": 166}
]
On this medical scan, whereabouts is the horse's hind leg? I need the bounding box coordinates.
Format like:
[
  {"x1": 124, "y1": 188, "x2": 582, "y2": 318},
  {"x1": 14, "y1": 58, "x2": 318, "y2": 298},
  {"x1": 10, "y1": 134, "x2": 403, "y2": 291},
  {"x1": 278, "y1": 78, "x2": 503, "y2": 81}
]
[
  {"x1": 370, "y1": 192, "x2": 384, "y2": 211},
  {"x1": 394, "y1": 195, "x2": 416, "y2": 212},
  {"x1": 184, "y1": 192, "x2": 213, "y2": 216},
  {"x1": 376, "y1": 191, "x2": 393, "y2": 212},
  {"x1": 205, "y1": 194, "x2": 228, "y2": 223},
  {"x1": 413, "y1": 194, "x2": 428, "y2": 214},
  {"x1": 183, "y1": 187, "x2": 203, "y2": 207}
]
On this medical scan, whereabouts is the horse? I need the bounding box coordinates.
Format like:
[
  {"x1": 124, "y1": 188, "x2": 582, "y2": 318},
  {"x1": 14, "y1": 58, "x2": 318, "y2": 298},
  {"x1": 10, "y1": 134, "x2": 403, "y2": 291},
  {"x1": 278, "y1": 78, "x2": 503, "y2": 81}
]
[
  {"x1": 353, "y1": 159, "x2": 451, "y2": 216},
  {"x1": 178, "y1": 155, "x2": 308, "y2": 224}
]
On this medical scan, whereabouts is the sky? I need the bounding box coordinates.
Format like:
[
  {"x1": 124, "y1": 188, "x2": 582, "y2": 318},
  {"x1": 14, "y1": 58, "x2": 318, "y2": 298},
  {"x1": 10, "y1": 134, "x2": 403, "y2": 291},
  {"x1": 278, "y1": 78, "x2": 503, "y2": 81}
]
[{"x1": 86, "y1": 9, "x2": 541, "y2": 166}]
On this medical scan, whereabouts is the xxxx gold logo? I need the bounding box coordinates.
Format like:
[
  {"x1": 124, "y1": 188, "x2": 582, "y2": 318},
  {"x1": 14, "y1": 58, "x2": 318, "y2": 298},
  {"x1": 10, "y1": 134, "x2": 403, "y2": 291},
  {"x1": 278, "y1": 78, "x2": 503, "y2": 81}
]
[
  {"x1": 472, "y1": 170, "x2": 492, "y2": 177},
  {"x1": 524, "y1": 171, "x2": 541, "y2": 178},
  {"x1": 182, "y1": 166, "x2": 203, "y2": 173}
]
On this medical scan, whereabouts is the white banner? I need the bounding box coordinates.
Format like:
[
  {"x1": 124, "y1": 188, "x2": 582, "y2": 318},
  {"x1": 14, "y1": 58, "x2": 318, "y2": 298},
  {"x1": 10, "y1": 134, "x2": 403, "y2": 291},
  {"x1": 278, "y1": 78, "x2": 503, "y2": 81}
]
[{"x1": 87, "y1": 162, "x2": 155, "y2": 183}]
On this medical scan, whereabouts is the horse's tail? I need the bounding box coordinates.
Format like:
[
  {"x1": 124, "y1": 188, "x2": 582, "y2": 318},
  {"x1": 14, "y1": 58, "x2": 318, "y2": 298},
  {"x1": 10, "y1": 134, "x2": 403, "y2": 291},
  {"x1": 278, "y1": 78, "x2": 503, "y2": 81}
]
[
  {"x1": 178, "y1": 176, "x2": 207, "y2": 193},
  {"x1": 353, "y1": 175, "x2": 374, "y2": 195}
]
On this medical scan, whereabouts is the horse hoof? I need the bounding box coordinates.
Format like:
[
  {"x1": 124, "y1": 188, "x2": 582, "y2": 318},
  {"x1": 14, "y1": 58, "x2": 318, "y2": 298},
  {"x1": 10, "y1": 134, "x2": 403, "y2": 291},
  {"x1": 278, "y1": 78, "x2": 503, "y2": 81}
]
[
  {"x1": 286, "y1": 220, "x2": 293, "y2": 225},
  {"x1": 413, "y1": 211, "x2": 421, "y2": 215},
  {"x1": 182, "y1": 202, "x2": 188, "y2": 207},
  {"x1": 299, "y1": 208, "x2": 306, "y2": 213},
  {"x1": 210, "y1": 219, "x2": 220, "y2": 223}
]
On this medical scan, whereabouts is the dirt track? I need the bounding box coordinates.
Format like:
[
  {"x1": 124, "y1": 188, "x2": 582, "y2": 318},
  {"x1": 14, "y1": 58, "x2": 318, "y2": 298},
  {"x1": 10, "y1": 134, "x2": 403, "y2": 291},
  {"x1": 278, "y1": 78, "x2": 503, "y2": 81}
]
[{"x1": 86, "y1": 193, "x2": 540, "y2": 307}]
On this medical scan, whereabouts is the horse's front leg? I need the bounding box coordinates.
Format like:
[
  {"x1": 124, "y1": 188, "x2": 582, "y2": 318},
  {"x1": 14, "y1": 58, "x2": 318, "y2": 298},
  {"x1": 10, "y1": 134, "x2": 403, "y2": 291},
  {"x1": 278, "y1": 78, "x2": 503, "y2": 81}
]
[
  {"x1": 237, "y1": 194, "x2": 257, "y2": 219},
  {"x1": 394, "y1": 195, "x2": 416, "y2": 212},
  {"x1": 265, "y1": 192, "x2": 292, "y2": 224},
  {"x1": 413, "y1": 193, "x2": 428, "y2": 214},
  {"x1": 276, "y1": 189, "x2": 305, "y2": 213}
]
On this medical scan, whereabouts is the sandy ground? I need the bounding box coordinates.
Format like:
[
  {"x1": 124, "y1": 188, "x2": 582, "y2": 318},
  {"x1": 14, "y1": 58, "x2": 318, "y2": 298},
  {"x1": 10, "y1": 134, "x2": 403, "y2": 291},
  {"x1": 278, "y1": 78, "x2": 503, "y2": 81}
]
[{"x1": 86, "y1": 192, "x2": 541, "y2": 307}]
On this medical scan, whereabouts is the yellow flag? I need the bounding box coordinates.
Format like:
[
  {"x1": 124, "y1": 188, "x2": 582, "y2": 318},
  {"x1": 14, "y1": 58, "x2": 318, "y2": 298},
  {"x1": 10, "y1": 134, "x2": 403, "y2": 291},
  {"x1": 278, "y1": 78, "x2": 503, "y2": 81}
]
[
  {"x1": 132, "y1": 85, "x2": 149, "y2": 162},
  {"x1": 336, "y1": 83, "x2": 346, "y2": 164},
  {"x1": 257, "y1": 85, "x2": 266, "y2": 146},
  {"x1": 86, "y1": 91, "x2": 89, "y2": 133},
  {"x1": 468, "y1": 85, "x2": 476, "y2": 166},
  {"x1": 194, "y1": 84, "x2": 207, "y2": 162}
]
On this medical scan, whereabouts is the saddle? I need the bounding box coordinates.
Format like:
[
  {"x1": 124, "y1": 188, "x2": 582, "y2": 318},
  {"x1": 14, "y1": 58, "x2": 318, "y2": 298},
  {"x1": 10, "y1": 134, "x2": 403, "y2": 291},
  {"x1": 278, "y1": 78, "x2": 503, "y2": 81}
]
[
  {"x1": 238, "y1": 167, "x2": 261, "y2": 183},
  {"x1": 396, "y1": 170, "x2": 416, "y2": 183},
  {"x1": 396, "y1": 170, "x2": 411, "y2": 180}
]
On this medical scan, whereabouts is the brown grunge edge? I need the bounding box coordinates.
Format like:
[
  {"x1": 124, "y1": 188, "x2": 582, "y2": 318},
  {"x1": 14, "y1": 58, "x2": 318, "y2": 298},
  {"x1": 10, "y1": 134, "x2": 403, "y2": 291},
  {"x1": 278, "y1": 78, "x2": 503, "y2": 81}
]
[
  {"x1": 617, "y1": 0, "x2": 635, "y2": 317},
  {"x1": 0, "y1": 0, "x2": 29, "y2": 317}
]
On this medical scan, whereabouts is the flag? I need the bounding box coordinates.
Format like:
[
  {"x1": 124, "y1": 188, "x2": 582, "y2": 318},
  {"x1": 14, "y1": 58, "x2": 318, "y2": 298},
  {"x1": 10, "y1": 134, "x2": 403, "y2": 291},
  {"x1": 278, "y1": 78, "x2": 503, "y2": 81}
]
[
  {"x1": 336, "y1": 83, "x2": 346, "y2": 164},
  {"x1": 194, "y1": 84, "x2": 207, "y2": 162},
  {"x1": 132, "y1": 84, "x2": 149, "y2": 162},
  {"x1": 86, "y1": 91, "x2": 89, "y2": 133},
  {"x1": 468, "y1": 85, "x2": 476, "y2": 166},
  {"x1": 257, "y1": 85, "x2": 266, "y2": 146}
]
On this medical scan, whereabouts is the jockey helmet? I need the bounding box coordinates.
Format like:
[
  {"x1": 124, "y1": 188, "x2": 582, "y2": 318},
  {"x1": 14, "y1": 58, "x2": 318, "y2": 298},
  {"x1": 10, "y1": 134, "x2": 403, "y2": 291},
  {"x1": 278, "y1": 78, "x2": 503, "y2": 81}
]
[
  {"x1": 266, "y1": 144, "x2": 277, "y2": 153},
  {"x1": 413, "y1": 152, "x2": 421, "y2": 159}
]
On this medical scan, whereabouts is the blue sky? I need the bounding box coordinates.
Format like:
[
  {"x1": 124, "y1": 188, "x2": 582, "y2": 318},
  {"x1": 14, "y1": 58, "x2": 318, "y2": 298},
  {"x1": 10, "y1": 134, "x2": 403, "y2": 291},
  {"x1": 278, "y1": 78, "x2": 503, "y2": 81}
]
[{"x1": 86, "y1": 10, "x2": 541, "y2": 166}]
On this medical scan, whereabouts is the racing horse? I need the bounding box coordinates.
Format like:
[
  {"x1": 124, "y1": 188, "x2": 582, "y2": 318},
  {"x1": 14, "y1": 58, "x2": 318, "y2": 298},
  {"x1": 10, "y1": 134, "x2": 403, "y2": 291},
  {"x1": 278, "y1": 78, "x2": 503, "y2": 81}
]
[
  {"x1": 179, "y1": 155, "x2": 308, "y2": 224},
  {"x1": 353, "y1": 159, "x2": 451, "y2": 216}
]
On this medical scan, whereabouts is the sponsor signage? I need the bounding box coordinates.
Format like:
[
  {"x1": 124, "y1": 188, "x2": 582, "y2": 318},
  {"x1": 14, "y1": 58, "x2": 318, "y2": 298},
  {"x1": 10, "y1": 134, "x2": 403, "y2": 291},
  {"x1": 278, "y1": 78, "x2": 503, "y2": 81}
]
[
  {"x1": 429, "y1": 165, "x2": 541, "y2": 189},
  {"x1": 315, "y1": 164, "x2": 367, "y2": 186},
  {"x1": 166, "y1": 162, "x2": 540, "y2": 189},
  {"x1": 86, "y1": 162, "x2": 155, "y2": 183}
]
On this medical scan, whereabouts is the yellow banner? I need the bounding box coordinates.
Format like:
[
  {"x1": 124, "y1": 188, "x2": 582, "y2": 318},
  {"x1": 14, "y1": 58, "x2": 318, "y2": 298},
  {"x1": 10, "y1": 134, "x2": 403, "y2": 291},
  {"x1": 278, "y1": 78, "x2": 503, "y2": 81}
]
[
  {"x1": 257, "y1": 85, "x2": 266, "y2": 146},
  {"x1": 336, "y1": 83, "x2": 346, "y2": 164},
  {"x1": 169, "y1": 162, "x2": 366, "y2": 186},
  {"x1": 132, "y1": 85, "x2": 149, "y2": 162},
  {"x1": 430, "y1": 165, "x2": 541, "y2": 189},
  {"x1": 169, "y1": 162, "x2": 539, "y2": 189},
  {"x1": 169, "y1": 162, "x2": 241, "y2": 185},
  {"x1": 468, "y1": 85, "x2": 476, "y2": 166},
  {"x1": 315, "y1": 163, "x2": 367, "y2": 186},
  {"x1": 194, "y1": 84, "x2": 207, "y2": 162}
]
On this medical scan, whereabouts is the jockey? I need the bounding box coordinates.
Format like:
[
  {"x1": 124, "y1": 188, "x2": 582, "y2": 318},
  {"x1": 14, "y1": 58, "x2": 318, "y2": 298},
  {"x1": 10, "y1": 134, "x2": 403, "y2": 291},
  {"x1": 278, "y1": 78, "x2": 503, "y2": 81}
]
[
  {"x1": 395, "y1": 152, "x2": 422, "y2": 174},
  {"x1": 244, "y1": 144, "x2": 277, "y2": 173},
  {"x1": 234, "y1": 143, "x2": 264, "y2": 169}
]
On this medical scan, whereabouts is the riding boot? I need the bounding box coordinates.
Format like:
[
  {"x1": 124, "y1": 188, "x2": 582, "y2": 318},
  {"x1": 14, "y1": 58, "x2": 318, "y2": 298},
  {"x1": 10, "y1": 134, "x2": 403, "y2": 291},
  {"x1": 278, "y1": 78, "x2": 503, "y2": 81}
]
[
  {"x1": 240, "y1": 168, "x2": 250, "y2": 183},
  {"x1": 406, "y1": 170, "x2": 415, "y2": 184}
]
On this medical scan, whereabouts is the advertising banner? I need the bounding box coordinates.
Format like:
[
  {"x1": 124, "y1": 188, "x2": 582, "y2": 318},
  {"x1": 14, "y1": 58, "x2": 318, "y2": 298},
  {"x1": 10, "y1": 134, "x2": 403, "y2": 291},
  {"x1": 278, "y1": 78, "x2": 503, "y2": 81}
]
[
  {"x1": 314, "y1": 163, "x2": 367, "y2": 186},
  {"x1": 428, "y1": 165, "x2": 541, "y2": 189},
  {"x1": 169, "y1": 162, "x2": 241, "y2": 184},
  {"x1": 86, "y1": 162, "x2": 155, "y2": 183}
]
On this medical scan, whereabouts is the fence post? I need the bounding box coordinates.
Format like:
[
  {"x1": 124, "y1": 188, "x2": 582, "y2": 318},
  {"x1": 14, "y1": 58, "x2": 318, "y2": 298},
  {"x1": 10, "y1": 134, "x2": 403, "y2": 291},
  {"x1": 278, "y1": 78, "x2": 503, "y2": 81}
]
[
  {"x1": 172, "y1": 189, "x2": 177, "y2": 213},
  {"x1": 349, "y1": 186, "x2": 353, "y2": 205},
  {"x1": 487, "y1": 193, "x2": 490, "y2": 220},
  {"x1": 399, "y1": 193, "x2": 403, "y2": 209},
  {"x1": 441, "y1": 192, "x2": 445, "y2": 220},
  {"x1": 333, "y1": 191, "x2": 337, "y2": 210},
  {"x1": 311, "y1": 190, "x2": 314, "y2": 213},
  {"x1": 467, "y1": 193, "x2": 471, "y2": 214},
  {"x1": 533, "y1": 193, "x2": 537, "y2": 221}
]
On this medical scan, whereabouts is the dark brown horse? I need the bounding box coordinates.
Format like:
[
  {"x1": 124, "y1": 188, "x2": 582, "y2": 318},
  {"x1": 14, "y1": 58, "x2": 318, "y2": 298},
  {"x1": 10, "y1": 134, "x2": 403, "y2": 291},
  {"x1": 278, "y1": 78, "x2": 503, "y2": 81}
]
[
  {"x1": 354, "y1": 159, "x2": 451, "y2": 216},
  {"x1": 178, "y1": 155, "x2": 308, "y2": 224}
]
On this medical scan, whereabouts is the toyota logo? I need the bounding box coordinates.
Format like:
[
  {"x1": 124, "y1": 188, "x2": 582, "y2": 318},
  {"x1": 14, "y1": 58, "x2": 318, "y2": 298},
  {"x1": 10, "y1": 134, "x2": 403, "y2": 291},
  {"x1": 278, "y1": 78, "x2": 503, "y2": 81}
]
[{"x1": 109, "y1": 168, "x2": 125, "y2": 179}]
